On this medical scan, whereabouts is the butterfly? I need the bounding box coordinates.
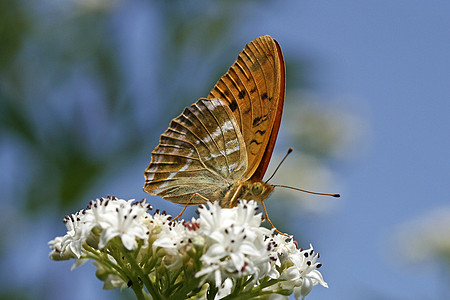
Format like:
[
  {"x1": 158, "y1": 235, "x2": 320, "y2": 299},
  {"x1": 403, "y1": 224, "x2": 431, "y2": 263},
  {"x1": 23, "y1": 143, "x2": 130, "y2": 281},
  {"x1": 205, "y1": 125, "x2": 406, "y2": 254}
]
[{"x1": 144, "y1": 35, "x2": 286, "y2": 226}]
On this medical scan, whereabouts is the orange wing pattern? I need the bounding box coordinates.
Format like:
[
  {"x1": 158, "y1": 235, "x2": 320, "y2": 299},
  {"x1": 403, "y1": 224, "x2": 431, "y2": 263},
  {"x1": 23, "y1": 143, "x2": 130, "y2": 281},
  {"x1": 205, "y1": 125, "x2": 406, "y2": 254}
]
[{"x1": 207, "y1": 35, "x2": 286, "y2": 181}]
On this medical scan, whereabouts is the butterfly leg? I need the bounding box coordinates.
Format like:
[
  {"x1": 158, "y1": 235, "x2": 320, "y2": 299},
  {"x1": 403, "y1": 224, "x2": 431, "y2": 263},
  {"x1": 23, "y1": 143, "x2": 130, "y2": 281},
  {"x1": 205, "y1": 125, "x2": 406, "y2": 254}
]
[
  {"x1": 170, "y1": 193, "x2": 210, "y2": 222},
  {"x1": 228, "y1": 184, "x2": 244, "y2": 208},
  {"x1": 260, "y1": 200, "x2": 289, "y2": 237}
]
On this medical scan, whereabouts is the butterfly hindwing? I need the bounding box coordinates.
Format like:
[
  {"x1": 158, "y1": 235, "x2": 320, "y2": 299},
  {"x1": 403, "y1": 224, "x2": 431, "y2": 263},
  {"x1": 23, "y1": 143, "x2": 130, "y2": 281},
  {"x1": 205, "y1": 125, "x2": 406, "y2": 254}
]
[{"x1": 144, "y1": 98, "x2": 248, "y2": 204}]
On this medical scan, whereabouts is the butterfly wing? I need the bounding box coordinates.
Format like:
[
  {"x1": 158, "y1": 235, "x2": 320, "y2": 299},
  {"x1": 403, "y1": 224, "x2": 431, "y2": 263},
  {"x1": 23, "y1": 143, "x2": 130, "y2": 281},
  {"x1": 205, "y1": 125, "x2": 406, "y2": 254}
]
[
  {"x1": 207, "y1": 35, "x2": 286, "y2": 182},
  {"x1": 144, "y1": 98, "x2": 248, "y2": 204}
]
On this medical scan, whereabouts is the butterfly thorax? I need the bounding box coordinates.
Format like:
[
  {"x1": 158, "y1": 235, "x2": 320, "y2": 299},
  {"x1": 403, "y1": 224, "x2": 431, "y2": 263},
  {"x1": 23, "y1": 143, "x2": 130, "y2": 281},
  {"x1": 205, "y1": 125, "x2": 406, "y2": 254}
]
[{"x1": 220, "y1": 180, "x2": 274, "y2": 208}]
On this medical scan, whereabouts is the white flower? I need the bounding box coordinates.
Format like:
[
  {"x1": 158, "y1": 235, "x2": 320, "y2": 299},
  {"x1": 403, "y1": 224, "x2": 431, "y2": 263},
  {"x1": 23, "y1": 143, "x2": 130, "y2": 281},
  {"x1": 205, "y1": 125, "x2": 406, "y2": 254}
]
[
  {"x1": 216, "y1": 278, "x2": 233, "y2": 299},
  {"x1": 195, "y1": 201, "x2": 274, "y2": 290},
  {"x1": 270, "y1": 233, "x2": 296, "y2": 268},
  {"x1": 92, "y1": 198, "x2": 151, "y2": 250},
  {"x1": 287, "y1": 245, "x2": 328, "y2": 299},
  {"x1": 262, "y1": 239, "x2": 327, "y2": 299},
  {"x1": 48, "y1": 236, "x2": 66, "y2": 260},
  {"x1": 60, "y1": 212, "x2": 89, "y2": 258},
  {"x1": 152, "y1": 213, "x2": 194, "y2": 268},
  {"x1": 148, "y1": 210, "x2": 176, "y2": 248},
  {"x1": 50, "y1": 196, "x2": 152, "y2": 259}
]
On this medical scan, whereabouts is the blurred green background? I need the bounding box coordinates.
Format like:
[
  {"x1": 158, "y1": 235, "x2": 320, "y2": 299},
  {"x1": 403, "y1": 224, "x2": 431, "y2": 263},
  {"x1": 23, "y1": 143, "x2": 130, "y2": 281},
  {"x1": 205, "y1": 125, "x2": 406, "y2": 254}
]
[{"x1": 1, "y1": 1, "x2": 449, "y2": 299}]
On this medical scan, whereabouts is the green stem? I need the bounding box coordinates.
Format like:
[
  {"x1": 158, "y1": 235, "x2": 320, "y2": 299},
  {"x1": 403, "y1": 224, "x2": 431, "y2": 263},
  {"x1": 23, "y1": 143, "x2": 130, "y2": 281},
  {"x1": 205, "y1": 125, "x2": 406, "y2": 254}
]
[
  {"x1": 84, "y1": 244, "x2": 130, "y2": 283},
  {"x1": 130, "y1": 283, "x2": 146, "y2": 300},
  {"x1": 122, "y1": 250, "x2": 160, "y2": 298}
]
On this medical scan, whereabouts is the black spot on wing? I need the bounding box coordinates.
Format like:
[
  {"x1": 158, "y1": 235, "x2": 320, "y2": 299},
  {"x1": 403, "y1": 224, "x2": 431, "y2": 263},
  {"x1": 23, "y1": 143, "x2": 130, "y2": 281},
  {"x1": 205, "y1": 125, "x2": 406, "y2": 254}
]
[
  {"x1": 252, "y1": 116, "x2": 261, "y2": 126},
  {"x1": 238, "y1": 90, "x2": 246, "y2": 99},
  {"x1": 261, "y1": 92, "x2": 268, "y2": 100},
  {"x1": 256, "y1": 129, "x2": 266, "y2": 135},
  {"x1": 229, "y1": 100, "x2": 238, "y2": 112},
  {"x1": 250, "y1": 139, "x2": 262, "y2": 145},
  {"x1": 252, "y1": 114, "x2": 269, "y2": 127}
]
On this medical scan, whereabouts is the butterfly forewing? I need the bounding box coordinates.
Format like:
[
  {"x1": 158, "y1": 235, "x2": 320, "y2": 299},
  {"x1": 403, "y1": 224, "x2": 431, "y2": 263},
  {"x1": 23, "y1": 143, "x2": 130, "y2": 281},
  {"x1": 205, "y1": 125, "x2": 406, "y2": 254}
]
[
  {"x1": 207, "y1": 35, "x2": 285, "y2": 181},
  {"x1": 144, "y1": 98, "x2": 248, "y2": 204}
]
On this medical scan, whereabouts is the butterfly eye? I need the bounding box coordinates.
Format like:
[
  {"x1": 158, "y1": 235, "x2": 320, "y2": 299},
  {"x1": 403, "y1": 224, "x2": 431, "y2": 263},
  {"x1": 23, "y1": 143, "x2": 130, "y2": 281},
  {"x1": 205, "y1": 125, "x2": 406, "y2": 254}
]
[{"x1": 251, "y1": 182, "x2": 264, "y2": 196}]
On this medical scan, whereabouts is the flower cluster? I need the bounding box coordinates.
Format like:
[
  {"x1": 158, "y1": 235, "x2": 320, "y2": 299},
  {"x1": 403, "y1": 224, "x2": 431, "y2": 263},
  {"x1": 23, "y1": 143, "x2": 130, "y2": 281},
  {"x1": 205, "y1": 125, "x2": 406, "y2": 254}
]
[{"x1": 49, "y1": 196, "x2": 327, "y2": 299}]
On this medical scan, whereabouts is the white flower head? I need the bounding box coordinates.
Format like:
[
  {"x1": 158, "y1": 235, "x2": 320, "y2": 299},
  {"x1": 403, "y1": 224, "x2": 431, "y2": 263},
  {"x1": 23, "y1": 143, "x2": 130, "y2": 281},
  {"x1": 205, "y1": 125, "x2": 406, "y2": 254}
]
[
  {"x1": 60, "y1": 211, "x2": 89, "y2": 258},
  {"x1": 261, "y1": 239, "x2": 327, "y2": 299},
  {"x1": 90, "y1": 197, "x2": 151, "y2": 250},
  {"x1": 50, "y1": 197, "x2": 329, "y2": 299},
  {"x1": 195, "y1": 201, "x2": 274, "y2": 289},
  {"x1": 151, "y1": 213, "x2": 195, "y2": 268},
  {"x1": 270, "y1": 233, "x2": 297, "y2": 267},
  {"x1": 50, "y1": 196, "x2": 152, "y2": 261},
  {"x1": 287, "y1": 245, "x2": 328, "y2": 299},
  {"x1": 48, "y1": 236, "x2": 66, "y2": 261}
]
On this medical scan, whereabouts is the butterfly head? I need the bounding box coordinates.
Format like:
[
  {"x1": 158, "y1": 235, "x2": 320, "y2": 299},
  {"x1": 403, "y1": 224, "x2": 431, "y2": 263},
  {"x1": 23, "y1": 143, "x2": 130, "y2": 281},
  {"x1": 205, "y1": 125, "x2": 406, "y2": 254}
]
[{"x1": 242, "y1": 181, "x2": 274, "y2": 202}]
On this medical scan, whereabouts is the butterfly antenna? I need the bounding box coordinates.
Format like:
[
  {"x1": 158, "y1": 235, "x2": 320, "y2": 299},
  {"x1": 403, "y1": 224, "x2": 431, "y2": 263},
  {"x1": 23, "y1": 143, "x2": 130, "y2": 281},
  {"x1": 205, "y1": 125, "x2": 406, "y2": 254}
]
[
  {"x1": 265, "y1": 147, "x2": 293, "y2": 184},
  {"x1": 272, "y1": 184, "x2": 340, "y2": 198}
]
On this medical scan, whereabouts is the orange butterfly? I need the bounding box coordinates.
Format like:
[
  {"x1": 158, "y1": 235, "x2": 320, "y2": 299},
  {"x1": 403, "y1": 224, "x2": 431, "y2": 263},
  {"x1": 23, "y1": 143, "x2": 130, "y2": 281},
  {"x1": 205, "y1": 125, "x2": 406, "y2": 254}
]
[{"x1": 144, "y1": 35, "x2": 285, "y2": 231}]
